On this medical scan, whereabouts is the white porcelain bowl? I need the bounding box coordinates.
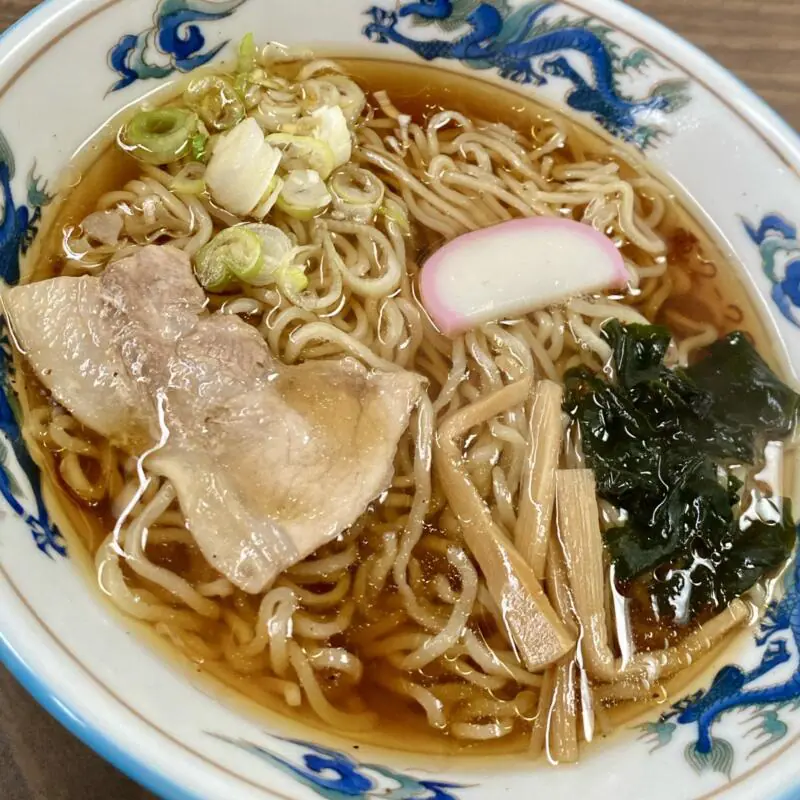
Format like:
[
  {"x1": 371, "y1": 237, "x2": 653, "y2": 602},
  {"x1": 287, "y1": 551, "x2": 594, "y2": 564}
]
[{"x1": 1, "y1": 1, "x2": 800, "y2": 798}]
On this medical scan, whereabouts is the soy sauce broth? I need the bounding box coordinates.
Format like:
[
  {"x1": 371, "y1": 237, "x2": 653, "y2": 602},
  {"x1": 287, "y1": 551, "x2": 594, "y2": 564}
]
[{"x1": 14, "y1": 57, "x2": 792, "y2": 756}]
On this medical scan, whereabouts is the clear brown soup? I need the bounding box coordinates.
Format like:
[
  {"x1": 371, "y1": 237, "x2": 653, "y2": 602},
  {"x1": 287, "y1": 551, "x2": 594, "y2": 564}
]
[{"x1": 18, "y1": 58, "x2": 784, "y2": 755}]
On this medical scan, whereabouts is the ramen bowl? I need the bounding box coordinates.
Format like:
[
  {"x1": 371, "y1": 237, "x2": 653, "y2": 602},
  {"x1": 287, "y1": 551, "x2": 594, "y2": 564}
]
[{"x1": 1, "y1": 1, "x2": 800, "y2": 798}]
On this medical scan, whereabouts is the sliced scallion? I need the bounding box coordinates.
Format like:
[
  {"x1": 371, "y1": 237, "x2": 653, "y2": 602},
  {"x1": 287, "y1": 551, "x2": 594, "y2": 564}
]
[
  {"x1": 190, "y1": 133, "x2": 209, "y2": 163},
  {"x1": 252, "y1": 175, "x2": 284, "y2": 220},
  {"x1": 329, "y1": 165, "x2": 384, "y2": 222},
  {"x1": 184, "y1": 76, "x2": 245, "y2": 132},
  {"x1": 234, "y1": 35, "x2": 262, "y2": 110},
  {"x1": 276, "y1": 265, "x2": 309, "y2": 294},
  {"x1": 237, "y1": 33, "x2": 257, "y2": 74},
  {"x1": 265, "y1": 133, "x2": 335, "y2": 179},
  {"x1": 170, "y1": 176, "x2": 206, "y2": 195},
  {"x1": 379, "y1": 199, "x2": 411, "y2": 234},
  {"x1": 276, "y1": 170, "x2": 332, "y2": 220},
  {"x1": 241, "y1": 223, "x2": 294, "y2": 285},
  {"x1": 170, "y1": 162, "x2": 206, "y2": 196},
  {"x1": 238, "y1": 33, "x2": 258, "y2": 72},
  {"x1": 310, "y1": 105, "x2": 352, "y2": 169},
  {"x1": 204, "y1": 118, "x2": 281, "y2": 217},
  {"x1": 195, "y1": 227, "x2": 263, "y2": 291},
  {"x1": 234, "y1": 72, "x2": 263, "y2": 110},
  {"x1": 120, "y1": 108, "x2": 198, "y2": 165}
]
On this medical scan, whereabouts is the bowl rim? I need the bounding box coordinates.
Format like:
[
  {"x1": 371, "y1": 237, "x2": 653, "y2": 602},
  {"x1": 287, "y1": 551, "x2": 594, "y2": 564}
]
[
  {"x1": 0, "y1": 1, "x2": 799, "y2": 799},
  {"x1": 0, "y1": 633, "x2": 205, "y2": 800}
]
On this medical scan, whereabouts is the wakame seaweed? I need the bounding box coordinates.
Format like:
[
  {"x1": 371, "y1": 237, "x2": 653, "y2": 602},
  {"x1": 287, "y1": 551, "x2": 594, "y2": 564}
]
[{"x1": 564, "y1": 321, "x2": 799, "y2": 620}]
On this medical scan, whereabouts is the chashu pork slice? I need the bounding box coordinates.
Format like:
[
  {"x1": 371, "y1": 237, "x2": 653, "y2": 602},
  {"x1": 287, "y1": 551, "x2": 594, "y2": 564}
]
[
  {"x1": 5, "y1": 274, "x2": 153, "y2": 448},
  {"x1": 5, "y1": 245, "x2": 421, "y2": 592}
]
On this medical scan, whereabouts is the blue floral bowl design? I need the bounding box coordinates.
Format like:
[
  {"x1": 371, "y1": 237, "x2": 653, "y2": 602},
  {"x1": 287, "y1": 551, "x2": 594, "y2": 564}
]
[{"x1": 0, "y1": 1, "x2": 799, "y2": 799}]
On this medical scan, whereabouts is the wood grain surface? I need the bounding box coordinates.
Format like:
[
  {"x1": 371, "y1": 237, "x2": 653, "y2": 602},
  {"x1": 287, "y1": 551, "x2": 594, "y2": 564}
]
[
  {"x1": 0, "y1": 1, "x2": 797, "y2": 799},
  {"x1": 629, "y1": 0, "x2": 799, "y2": 129}
]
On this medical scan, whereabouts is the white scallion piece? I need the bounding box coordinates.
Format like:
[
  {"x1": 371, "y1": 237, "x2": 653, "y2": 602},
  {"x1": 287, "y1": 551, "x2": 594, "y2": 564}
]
[
  {"x1": 252, "y1": 175, "x2": 284, "y2": 220},
  {"x1": 266, "y1": 132, "x2": 336, "y2": 179},
  {"x1": 310, "y1": 105, "x2": 352, "y2": 169},
  {"x1": 242, "y1": 223, "x2": 310, "y2": 292},
  {"x1": 205, "y1": 117, "x2": 281, "y2": 217},
  {"x1": 276, "y1": 169, "x2": 332, "y2": 220}
]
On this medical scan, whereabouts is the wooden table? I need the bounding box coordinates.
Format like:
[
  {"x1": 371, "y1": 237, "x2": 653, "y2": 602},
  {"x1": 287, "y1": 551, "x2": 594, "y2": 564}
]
[{"x1": 0, "y1": 1, "x2": 797, "y2": 799}]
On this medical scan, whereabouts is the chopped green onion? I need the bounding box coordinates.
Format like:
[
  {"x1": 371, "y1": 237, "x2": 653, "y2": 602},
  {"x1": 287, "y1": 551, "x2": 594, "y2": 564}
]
[
  {"x1": 316, "y1": 75, "x2": 366, "y2": 123},
  {"x1": 379, "y1": 199, "x2": 411, "y2": 234},
  {"x1": 233, "y1": 73, "x2": 262, "y2": 110},
  {"x1": 255, "y1": 94, "x2": 300, "y2": 131},
  {"x1": 195, "y1": 227, "x2": 262, "y2": 291},
  {"x1": 276, "y1": 265, "x2": 309, "y2": 294},
  {"x1": 205, "y1": 118, "x2": 281, "y2": 217},
  {"x1": 170, "y1": 176, "x2": 206, "y2": 195},
  {"x1": 234, "y1": 36, "x2": 263, "y2": 110},
  {"x1": 170, "y1": 162, "x2": 206, "y2": 196},
  {"x1": 247, "y1": 68, "x2": 288, "y2": 90},
  {"x1": 120, "y1": 108, "x2": 197, "y2": 165},
  {"x1": 276, "y1": 169, "x2": 332, "y2": 220},
  {"x1": 309, "y1": 105, "x2": 352, "y2": 169},
  {"x1": 329, "y1": 165, "x2": 384, "y2": 222},
  {"x1": 237, "y1": 33, "x2": 257, "y2": 74},
  {"x1": 190, "y1": 133, "x2": 209, "y2": 163},
  {"x1": 261, "y1": 42, "x2": 313, "y2": 65},
  {"x1": 241, "y1": 223, "x2": 294, "y2": 285},
  {"x1": 252, "y1": 175, "x2": 284, "y2": 220},
  {"x1": 184, "y1": 76, "x2": 245, "y2": 132},
  {"x1": 265, "y1": 133, "x2": 336, "y2": 179}
]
